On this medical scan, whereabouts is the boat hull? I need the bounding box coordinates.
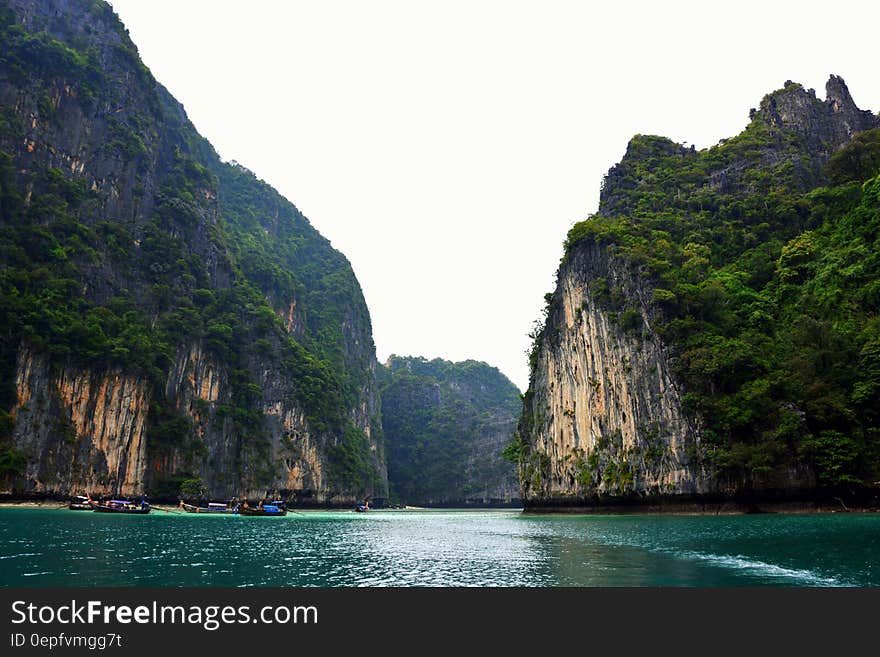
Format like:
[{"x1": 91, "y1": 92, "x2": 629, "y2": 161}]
[{"x1": 92, "y1": 504, "x2": 151, "y2": 514}]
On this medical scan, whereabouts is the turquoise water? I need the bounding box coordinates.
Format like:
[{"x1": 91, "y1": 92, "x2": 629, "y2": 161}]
[{"x1": 0, "y1": 508, "x2": 877, "y2": 586}]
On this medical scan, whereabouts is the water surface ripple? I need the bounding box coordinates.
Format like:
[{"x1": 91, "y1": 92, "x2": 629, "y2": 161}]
[{"x1": 0, "y1": 508, "x2": 877, "y2": 586}]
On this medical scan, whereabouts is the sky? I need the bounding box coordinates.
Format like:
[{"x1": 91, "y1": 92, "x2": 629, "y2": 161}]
[{"x1": 108, "y1": 0, "x2": 879, "y2": 391}]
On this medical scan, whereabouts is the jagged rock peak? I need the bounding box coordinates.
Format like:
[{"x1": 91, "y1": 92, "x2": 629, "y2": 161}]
[
  {"x1": 599, "y1": 74, "x2": 878, "y2": 218},
  {"x1": 825, "y1": 74, "x2": 878, "y2": 132},
  {"x1": 755, "y1": 75, "x2": 879, "y2": 150},
  {"x1": 826, "y1": 74, "x2": 856, "y2": 110}
]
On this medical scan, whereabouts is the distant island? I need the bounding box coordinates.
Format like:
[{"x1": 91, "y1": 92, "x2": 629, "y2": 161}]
[{"x1": 380, "y1": 356, "x2": 520, "y2": 507}]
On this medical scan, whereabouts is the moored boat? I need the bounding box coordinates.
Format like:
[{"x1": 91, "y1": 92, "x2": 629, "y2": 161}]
[
  {"x1": 237, "y1": 501, "x2": 287, "y2": 516},
  {"x1": 90, "y1": 498, "x2": 151, "y2": 514},
  {"x1": 179, "y1": 501, "x2": 236, "y2": 514},
  {"x1": 68, "y1": 495, "x2": 92, "y2": 511}
]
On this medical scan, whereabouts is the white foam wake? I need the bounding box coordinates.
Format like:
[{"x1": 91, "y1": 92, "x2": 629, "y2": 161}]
[{"x1": 670, "y1": 549, "x2": 849, "y2": 586}]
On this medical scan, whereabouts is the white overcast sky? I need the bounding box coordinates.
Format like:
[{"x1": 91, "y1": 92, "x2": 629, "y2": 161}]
[{"x1": 108, "y1": 0, "x2": 878, "y2": 391}]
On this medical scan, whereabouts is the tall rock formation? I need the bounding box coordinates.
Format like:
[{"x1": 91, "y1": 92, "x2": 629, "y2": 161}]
[
  {"x1": 518, "y1": 241, "x2": 709, "y2": 504},
  {"x1": 518, "y1": 77, "x2": 880, "y2": 510},
  {"x1": 0, "y1": 0, "x2": 387, "y2": 503},
  {"x1": 380, "y1": 356, "x2": 521, "y2": 506}
]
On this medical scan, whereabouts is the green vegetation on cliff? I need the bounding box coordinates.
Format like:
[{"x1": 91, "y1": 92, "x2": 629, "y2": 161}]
[
  {"x1": 379, "y1": 356, "x2": 521, "y2": 505},
  {"x1": 554, "y1": 82, "x2": 880, "y2": 494}
]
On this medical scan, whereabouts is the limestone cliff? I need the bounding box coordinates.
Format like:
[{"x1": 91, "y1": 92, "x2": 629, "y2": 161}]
[
  {"x1": 0, "y1": 0, "x2": 387, "y2": 503},
  {"x1": 518, "y1": 77, "x2": 880, "y2": 509},
  {"x1": 519, "y1": 242, "x2": 708, "y2": 505},
  {"x1": 13, "y1": 347, "x2": 149, "y2": 495}
]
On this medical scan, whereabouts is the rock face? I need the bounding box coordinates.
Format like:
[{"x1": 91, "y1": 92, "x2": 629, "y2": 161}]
[
  {"x1": 759, "y1": 76, "x2": 878, "y2": 156},
  {"x1": 519, "y1": 77, "x2": 880, "y2": 509},
  {"x1": 519, "y1": 243, "x2": 708, "y2": 505},
  {"x1": 13, "y1": 348, "x2": 149, "y2": 495},
  {"x1": 0, "y1": 0, "x2": 387, "y2": 503},
  {"x1": 380, "y1": 356, "x2": 521, "y2": 506}
]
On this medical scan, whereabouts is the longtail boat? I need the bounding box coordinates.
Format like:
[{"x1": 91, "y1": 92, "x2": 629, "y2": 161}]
[
  {"x1": 90, "y1": 498, "x2": 151, "y2": 514},
  {"x1": 68, "y1": 495, "x2": 92, "y2": 511},
  {"x1": 180, "y1": 501, "x2": 236, "y2": 514},
  {"x1": 237, "y1": 501, "x2": 287, "y2": 517}
]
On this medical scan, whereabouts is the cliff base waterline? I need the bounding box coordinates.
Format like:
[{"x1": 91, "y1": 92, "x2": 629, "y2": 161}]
[{"x1": 522, "y1": 491, "x2": 880, "y2": 515}]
